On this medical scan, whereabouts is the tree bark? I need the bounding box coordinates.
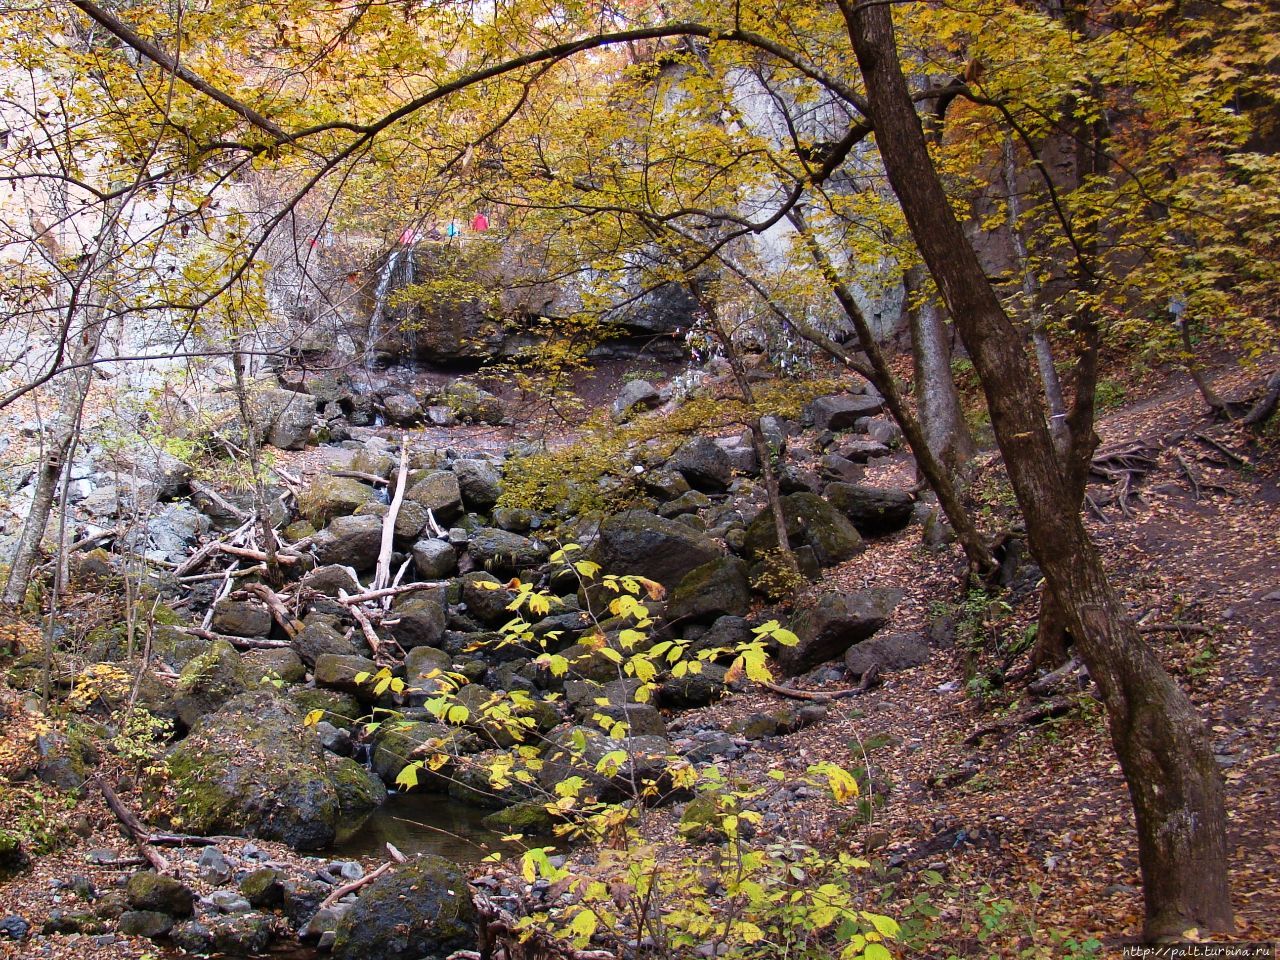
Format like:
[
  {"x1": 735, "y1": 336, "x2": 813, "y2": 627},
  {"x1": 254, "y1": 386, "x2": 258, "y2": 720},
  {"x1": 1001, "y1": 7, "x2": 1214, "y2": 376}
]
[
  {"x1": 843, "y1": 1, "x2": 1232, "y2": 937},
  {"x1": 904, "y1": 264, "x2": 974, "y2": 480}
]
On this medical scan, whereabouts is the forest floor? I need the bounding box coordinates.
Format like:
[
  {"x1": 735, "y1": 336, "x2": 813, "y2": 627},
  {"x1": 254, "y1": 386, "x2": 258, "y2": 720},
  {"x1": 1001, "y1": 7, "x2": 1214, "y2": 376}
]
[{"x1": 0, "y1": 361, "x2": 1276, "y2": 959}]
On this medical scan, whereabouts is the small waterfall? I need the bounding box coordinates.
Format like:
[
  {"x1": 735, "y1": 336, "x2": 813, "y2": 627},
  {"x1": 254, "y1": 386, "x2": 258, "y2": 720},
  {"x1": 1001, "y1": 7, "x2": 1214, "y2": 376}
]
[{"x1": 365, "y1": 248, "x2": 415, "y2": 373}]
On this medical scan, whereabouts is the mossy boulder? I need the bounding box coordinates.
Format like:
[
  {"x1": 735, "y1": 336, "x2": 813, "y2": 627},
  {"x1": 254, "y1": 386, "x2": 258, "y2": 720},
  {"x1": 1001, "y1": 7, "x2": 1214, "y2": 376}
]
[
  {"x1": 164, "y1": 692, "x2": 380, "y2": 850},
  {"x1": 174, "y1": 639, "x2": 248, "y2": 729},
  {"x1": 126, "y1": 871, "x2": 194, "y2": 917},
  {"x1": 313, "y1": 514, "x2": 384, "y2": 571},
  {"x1": 678, "y1": 795, "x2": 727, "y2": 843},
  {"x1": 330, "y1": 855, "x2": 475, "y2": 960},
  {"x1": 298, "y1": 475, "x2": 378, "y2": 526},
  {"x1": 466, "y1": 528, "x2": 546, "y2": 576},
  {"x1": 313, "y1": 654, "x2": 379, "y2": 702},
  {"x1": 388, "y1": 596, "x2": 446, "y2": 651},
  {"x1": 592, "y1": 510, "x2": 723, "y2": 590},
  {"x1": 404, "y1": 472, "x2": 463, "y2": 522},
  {"x1": 446, "y1": 749, "x2": 541, "y2": 809},
  {"x1": 290, "y1": 688, "x2": 362, "y2": 730},
  {"x1": 481, "y1": 800, "x2": 555, "y2": 834},
  {"x1": 742, "y1": 492, "x2": 863, "y2": 568},
  {"x1": 665, "y1": 556, "x2": 751, "y2": 624}
]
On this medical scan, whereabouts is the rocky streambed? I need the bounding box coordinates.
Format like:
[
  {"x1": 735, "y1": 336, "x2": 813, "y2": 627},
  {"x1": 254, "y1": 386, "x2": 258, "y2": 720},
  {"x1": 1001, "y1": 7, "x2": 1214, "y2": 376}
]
[{"x1": 1, "y1": 369, "x2": 946, "y2": 958}]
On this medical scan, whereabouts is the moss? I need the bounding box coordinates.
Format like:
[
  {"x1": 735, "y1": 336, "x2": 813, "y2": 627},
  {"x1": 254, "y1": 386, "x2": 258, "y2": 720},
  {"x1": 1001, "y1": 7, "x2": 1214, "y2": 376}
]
[
  {"x1": 481, "y1": 800, "x2": 555, "y2": 834},
  {"x1": 289, "y1": 688, "x2": 363, "y2": 731},
  {"x1": 328, "y1": 756, "x2": 387, "y2": 811}
]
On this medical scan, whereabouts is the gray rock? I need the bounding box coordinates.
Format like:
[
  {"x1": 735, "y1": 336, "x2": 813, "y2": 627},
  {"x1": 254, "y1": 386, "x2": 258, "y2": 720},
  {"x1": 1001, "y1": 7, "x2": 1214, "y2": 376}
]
[
  {"x1": 807, "y1": 394, "x2": 883, "y2": 431},
  {"x1": 313, "y1": 514, "x2": 384, "y2": 571},
  {"x1": 301, "y1": 564, "x2": 362, "y2": 598},
  {"x1": 117, "y1": 910, "x2": 172, "y2": 939},
  {"x1": 210, "y1": 599, "x2": 272, "y2": 638},
  {"x1": 100, "y1": 443, "x2": 192, "y2": 499},
  {"x1": 460, "y1": 573, "x2": 515, "y2": 626},
  {"x1": 412, "y1": 539, "x2": 457, "y2": 579},
  {"x1": 742, "y1": 493, "x2": 863, "y2": 568},
  {"x1": 844, "y1": 631, "x2": 929, "y2": 677},
  {"x1": 126, "y1": 871, "x2": 194, "y2": 916},
  {"x1": 404, "y1": 471, "x2": 463, "y2": 521},
  {"x1": 667, "y1": 436, "x2": 734, "y2": 492},
  {"x1": 314, "y1": 654, "x2": 379, "y2": 700},
  {"x1": 835, "y1": 439, "x2": 891, "y2": 463},
  {"x1": 467, "y1": 527, "x2": 546, "y2": 575},
  {"x1": 824, "y1": 483, "x2": 915, "y2": 535},
  {"x1": 780, "y1": 588, "x2": 902, "y2": 674},
  {"x1": 819, "y1": 454, "x2": 864, "y2": 484},
  {"x1": 381, "y1": 393, "x2": 422, "y2": 426},
  {"x1": 388, "y1": 596, "x2": 446, "y2": 651},
  {"x1": 198, "y1": 846, "x2": 232, "y2": 885},
  {"x1": 453, "y1": 459, "x2": 503, "y2": 510},
  {"x1": 298, "y1": 476, "x2": 379, "y2": 526},
  {"x1": 293, "y1": 618, "x2": 359, "y2": 667},
  {"x1": 611, "y1": 380, "x2": 661, "y2": 421}
]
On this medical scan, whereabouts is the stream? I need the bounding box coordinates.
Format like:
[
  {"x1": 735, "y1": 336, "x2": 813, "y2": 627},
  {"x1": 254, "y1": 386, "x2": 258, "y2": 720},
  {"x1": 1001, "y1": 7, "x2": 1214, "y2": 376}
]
[{"x1": 329, "y1": 792, "x2": 530, "y2": 863}]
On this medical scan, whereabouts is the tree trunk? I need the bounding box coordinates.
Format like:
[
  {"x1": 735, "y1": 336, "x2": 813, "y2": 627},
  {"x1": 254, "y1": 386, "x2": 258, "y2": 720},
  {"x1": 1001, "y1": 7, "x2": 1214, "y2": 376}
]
[
  {"x1": 843, "y1": 1, "x2": 1232, "y2": 937},
  {"x1": 904, "y1": 265, "x2": 974, "y2": 480}
]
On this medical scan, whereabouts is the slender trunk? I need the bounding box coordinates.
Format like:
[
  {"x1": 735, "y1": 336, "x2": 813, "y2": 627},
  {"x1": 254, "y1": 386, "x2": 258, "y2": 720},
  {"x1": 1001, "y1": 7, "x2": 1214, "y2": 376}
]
[
  {"x1": 844, "y1": 2, "x2": 1232, "y2": 936},
  {"x1": 904, "y1": 265, "x2": 974, "y2": 479},
  {"x1": 232, "y1": 351, "x2": 282, "y2": 586},
  {"x1": 789, "y1": 210, "x2": 996, "y2": 576}
]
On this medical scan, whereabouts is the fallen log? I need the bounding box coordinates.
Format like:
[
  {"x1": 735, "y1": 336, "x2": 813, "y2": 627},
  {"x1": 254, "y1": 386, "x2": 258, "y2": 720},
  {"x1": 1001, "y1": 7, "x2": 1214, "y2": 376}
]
[
  {"x1": 184, "y1": 626, "x2": 292, "y2": 650},
  {"x1": 329, "y1": 469, "x2": 389, "y2": 486},
  {"x1": 98, "y1": 777, "x2": 170, "y2": 874},
  {"x1": 964, "y1": 695, "x2": 1074, "y2": 745},
  {"x1": 217, "y1": 544, "x2": 301, "y2": 565}
]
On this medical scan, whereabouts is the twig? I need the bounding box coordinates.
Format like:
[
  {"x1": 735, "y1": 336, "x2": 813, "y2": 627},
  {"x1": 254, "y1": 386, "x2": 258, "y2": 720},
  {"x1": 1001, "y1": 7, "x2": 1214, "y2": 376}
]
[
  {"x1": 336, "y1": 580, "x2": 447, "y2": 606},
  {"x1": 329, "y1": 469, "x2": 389, "y2": 486},
  {"x1": 1173, "y1": 452, "x2": 1202, "y2": 500},
  {"x1": 1137, "y1": 622, "x2": 1212, "y2": 636},
  {"x1": 340, "y1": 589, "x2": 401, "y2": 664}
]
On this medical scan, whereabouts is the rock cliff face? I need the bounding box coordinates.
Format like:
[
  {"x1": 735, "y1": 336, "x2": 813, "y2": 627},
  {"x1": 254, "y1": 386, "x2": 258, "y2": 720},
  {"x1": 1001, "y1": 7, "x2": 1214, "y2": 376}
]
[{"x1": 362, "y1": 240, "x2": 695, "y2": 367}]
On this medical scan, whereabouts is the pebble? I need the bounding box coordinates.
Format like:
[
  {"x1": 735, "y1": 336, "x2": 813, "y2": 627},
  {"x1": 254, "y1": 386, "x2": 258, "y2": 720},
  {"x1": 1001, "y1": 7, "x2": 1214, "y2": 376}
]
[
  {"x1": 208, "y1": 891, "x2": 252, "y2": 914},
  {"x1": 85, "y1": 849, "x2": 118, "y2": 865}
]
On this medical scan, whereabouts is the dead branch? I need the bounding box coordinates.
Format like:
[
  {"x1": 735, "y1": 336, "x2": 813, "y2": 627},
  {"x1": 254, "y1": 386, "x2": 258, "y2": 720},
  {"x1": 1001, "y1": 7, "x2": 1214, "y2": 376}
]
[
  {"x1": 1193, "y1": 432, "x2": 1247, "y2": 466},
  {"x1": 238, "y1": 582, "x2": 302, "y2": 638},
  {"x1": 98, "y1": 777, "x2": 171, "y2": 874},
  {"x1": 340, "y1": 589, "x2": 401, "y2": 664},
  {"x1": 174, "y1": 519, "x2": 255, "y2": 577},
  {"x1": 1174, "y1": 453, "x2": 1202, "y2": 500},
  {"x1": 758, "y1": 672, "x2": 874, "y2": 702},
  {"x1": 180, "y1": 564, "x2": 267, "y2": 584},
  {"x1": 68, "y1": 525, "x2": 125, "y2": 552},
  {"x1": 374, "y1": 436, "x2": 410, "y2": 592},
  {"x1": 336, "y1": 580, "x2": 448, "y2": 606},
  {"x1": 184, "y1": 626, "x2": 292, "y2": 649},
  {"x1": 964, "y1": 695, "x2": 1074, "y2": 745},
  {"x1": 1027, "y1": 657, "x2": 1088, "y2": 697},
  {"x1": 190, "y1": 479, "x2": 251, "y2": 523},
  {"x1": 217, "y1": 543, "x2": 301, "y2": 565}
]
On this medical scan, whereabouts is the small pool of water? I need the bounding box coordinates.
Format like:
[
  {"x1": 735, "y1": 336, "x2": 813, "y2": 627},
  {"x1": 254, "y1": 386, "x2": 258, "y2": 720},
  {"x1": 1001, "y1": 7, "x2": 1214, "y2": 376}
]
[{"x1": 329, "y1": 793, "x2": 514, "y2": 863}]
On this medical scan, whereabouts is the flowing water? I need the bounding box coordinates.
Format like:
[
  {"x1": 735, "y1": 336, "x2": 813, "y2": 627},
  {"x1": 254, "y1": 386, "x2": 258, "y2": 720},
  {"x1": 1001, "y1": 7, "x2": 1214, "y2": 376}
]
[
  {"x1": 330, "y1": 791, "x2": 518, "y2": 863},
  {"x1": 364, "y1": 248, "x2": 414, "y2": 375}
]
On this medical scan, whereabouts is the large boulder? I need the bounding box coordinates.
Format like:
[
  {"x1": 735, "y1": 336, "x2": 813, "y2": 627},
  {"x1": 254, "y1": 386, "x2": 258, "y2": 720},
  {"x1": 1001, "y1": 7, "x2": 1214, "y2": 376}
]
[
  {"x1": 780, "y1": 588, "x2": 901, "y2": 674},
  {"x1": 210, "y1": 599, "x2": 272, "y2": 638},
  {"x1": 101, "y1": 443, "x2": 192, "y2": 499},
  {"x1": 824, "y1": 484, "x2": 915, "y2": 535},
  {"x1": 404, "y1": 472, "x2": 463, "y2": 522},
  {"x1": 592, "y1": 511, "x2": 722, "y2": 590},
  {"x1": 452, "y1": 459, "x2": 502, "y2": 511},
  {"x1": 667, "y1": 437, "x2": 734, "y2": 492},
  {"x1": 314, "y1": 654, "x2": 379, "y2": 700},
  {"x1": 467, "y1": 528, "x2": 546, "y2": 576},
  {"x1": 806, "y1": 393, "x2": 883, "y2": 431},
  {"x1": 313, "y1": 514, "x2": 384, "y2": 571},
  {"x1": 440, "y1": 383, "x2": 504, "y2": 425},
  {"x1": 743, "y1": 493, "x2": 863, "y2": 568},
  {"x1": 330, "y1": 855, "x2": 475, "y2": 960},
  {"x1": 298, "y1": 476, "x2": 379, "y2": 526},
  {"x1": 844, "y1": 631, "x2": 929, "y2": 678},
  {"x1": 293, "y1": 618, "x2": 360, "y2": 667},
  {"x1": 665, "y1": 557, "x2": 751, "y2": 624},
  {"x1": 381, "y1": 393, "x2": 422, "y2": 426},
  {"x1": 223, "y1": 387, "x2": 317, "y2": 451},
  {"x1": 164, "y1": 693, "x2": 383, "y2": 849}
]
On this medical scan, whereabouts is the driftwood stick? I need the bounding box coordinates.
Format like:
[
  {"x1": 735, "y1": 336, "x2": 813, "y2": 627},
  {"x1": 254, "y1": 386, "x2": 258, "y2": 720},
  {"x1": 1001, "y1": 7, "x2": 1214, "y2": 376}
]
[
  {"x1": 184, "y1": 627, "x2": 292, "y2": 650},
  {"x1": 238, "y1": 582, "x2": 302, "y2": 638},
  {"x1": 374, "y1": 436, "x2": 410, "y2": 592},
  {"x1": 1027, "y1": 657, "x2": 1087, "y2": 697},
  {"x1": 759, "y1": 678, "x2": 865, "y2": 702},
  {"x1": 180, "y1": 564, "x2": 266, "y2": 584},
  {"x1": 1138, "y1": 621, "x2": 1213, "y2": 636},
  {"x1": 217, "y1": 544, "x2": 301, "y2": 565},
  {"x1": 319, "y1": 861, "x2": 392, "y2": 909},
  {"x1": 337, "y1": 580, "x2": 448, "y2": 606},
  {"x1": 98, "y1": 778, "x2": 171, "y2": 874},
  {"x1": 175, "y1": 520, "x2": 254, "y2": 577}
]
